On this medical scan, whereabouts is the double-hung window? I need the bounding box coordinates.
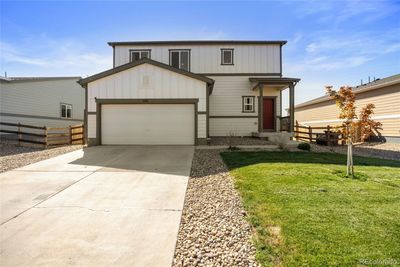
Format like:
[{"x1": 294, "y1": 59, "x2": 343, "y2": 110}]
[
  {"x1": 242, "y1": 96, "x2": 255, "y2": 113},
  {"x1": 169, "y1": 50, "x2": 190, "y2": 71},
  {"x1": 130, "y1": 50, "x2": 151, "y2": 62},
  {"x1": 61, "y1": 103, "x2": 72, "y2": 119},
  {"x1": 221, "y1": 49, "x2": 234, "y2": 65}
]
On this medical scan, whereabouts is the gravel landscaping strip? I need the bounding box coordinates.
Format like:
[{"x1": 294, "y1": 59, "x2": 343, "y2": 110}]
[
  {"x1": 0, "y1": 140, "x2": 83, "y2": 173},
  {"x1": 310, "y1": 142, "x2": 400, "y2": 161},
  {"x1": 207, "y1": 136, "x2": 272, "y2": 146},
  {"x1": 173, "y1": 149, "x2": 259, "y2": 267}
]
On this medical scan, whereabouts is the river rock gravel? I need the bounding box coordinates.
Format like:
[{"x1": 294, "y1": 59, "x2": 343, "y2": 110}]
[
  {"x1": 0, "y1": 140, "x2": 83, "y2": 173},
  {"x1": 310, "y1": 142, "x2": 400, "y2": 161},
  {"x1": 173, "y1": 149, "x2": 259, "y2": 267}
]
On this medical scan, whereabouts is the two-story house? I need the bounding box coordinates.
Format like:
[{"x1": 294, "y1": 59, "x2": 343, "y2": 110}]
[{"x1": 78, "y1": 40, "x2": 300, "y2": 145}]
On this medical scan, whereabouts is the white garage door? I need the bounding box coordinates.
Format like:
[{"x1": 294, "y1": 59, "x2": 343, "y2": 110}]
[{"x1": 101, "y1": 104, "x2": 195, "y2": 145}]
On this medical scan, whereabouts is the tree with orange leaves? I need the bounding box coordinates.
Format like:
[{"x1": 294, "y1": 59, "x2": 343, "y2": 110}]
[
  {"x1": 325, "y1": 85, "x2": 382, "y2": 177},
  {"x1": 325, "y1": 86, "x2": 382, "y2": 142}
]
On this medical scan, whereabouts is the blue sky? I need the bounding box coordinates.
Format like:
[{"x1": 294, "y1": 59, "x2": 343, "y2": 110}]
[{"x1": 1, "y1": 0, "x2": 399, "y2": 105}]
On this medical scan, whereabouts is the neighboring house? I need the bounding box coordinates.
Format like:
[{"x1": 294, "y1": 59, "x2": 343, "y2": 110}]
[
  {"x1": 295, "y1": 74, "x2": 400, "y2": 143},
  {"x1": 0, "y1": 77, "x2": 84, "y2": 131},
  {"x1": 78, "y1": 40, "x2": 300, "y2": 145}
]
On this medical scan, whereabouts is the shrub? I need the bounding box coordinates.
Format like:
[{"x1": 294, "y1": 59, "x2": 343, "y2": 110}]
[{"x1": 298, "y1": 142, "x2": 311, "y2": 151}]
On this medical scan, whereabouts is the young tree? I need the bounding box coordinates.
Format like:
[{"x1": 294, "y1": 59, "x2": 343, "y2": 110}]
[{"x1": 325, "y1": 86, "x2": 382, "y2": 177}]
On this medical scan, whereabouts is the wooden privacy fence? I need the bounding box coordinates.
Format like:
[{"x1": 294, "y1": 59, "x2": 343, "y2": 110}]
[
  {"x1": 0, "y1": 122, "x2": 84, "y2": 147},
  {"x1": 294, "y1": 121, "x2": 346, "y2": 145}
]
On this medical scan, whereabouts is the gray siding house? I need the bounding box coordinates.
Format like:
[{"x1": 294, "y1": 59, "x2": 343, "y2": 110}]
[
  {"x1": 0, "y1": 77, "x2": 84, "y2": 130},
  {"x1": 78, "y1": 40, "x2": 300, "y2": 145}
]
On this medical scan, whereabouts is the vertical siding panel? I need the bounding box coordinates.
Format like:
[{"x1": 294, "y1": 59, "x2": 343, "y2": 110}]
[
  {"x1": 261, "y1": 46, "x2": 267, "y2": 72},
  {"x1": 113, "y1": 44, "x2": 282, "y2": 74}
]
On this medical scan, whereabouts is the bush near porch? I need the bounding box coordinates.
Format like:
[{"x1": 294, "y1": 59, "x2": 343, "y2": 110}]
[{"x1": 221, "y1": 151, "x2": 400, "y2": 266}]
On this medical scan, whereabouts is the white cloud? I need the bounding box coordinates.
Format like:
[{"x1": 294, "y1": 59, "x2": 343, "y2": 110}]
[
  {"x1": 0, "y1": 41, "x2": 47, "y2": 66},
  {"x1": 0, "y1": 37, "x2": 112, "y2": 77},
  {"x1": 0, "y1": 29, "x2": 229, "y2": 77},
  {"x1": 287, "y1": 28, "x2": 400, "y2": 72},
  {"x1": 295, "y1": 0, "x2": 400, "y2": 25}
]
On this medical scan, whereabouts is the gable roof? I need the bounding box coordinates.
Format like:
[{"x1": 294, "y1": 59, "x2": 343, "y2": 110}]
[
  {"x1": 0, "y1": 76, "x2": 81, "y2": 83},
  {"x1": 295, "y1": 73, "x2": 400, "y2": 109},
  {"x1": 108, "y1": 40, "x2": 287, "y2": 46},
  {"x1": 78, "y1": 58, "x2": 214, "y2": 86}
]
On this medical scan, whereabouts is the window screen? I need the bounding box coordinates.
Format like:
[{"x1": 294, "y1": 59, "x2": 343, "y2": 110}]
[
  {"x1": 221, "y1": 49, "x2": 234, "y2": 65},
  {"x1": 130, "y1": 50, "x2": 151, "y2": 62},
  {"x1": 242, "y1": 97, "x2": 255, "y2": 112}
]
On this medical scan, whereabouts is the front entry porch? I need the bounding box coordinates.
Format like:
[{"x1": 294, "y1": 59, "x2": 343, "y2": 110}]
[{"x1": 249, "y1": 77, "x2": 300, "y2": 143}]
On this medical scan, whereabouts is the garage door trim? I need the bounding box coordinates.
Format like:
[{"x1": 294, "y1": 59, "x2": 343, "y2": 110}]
[{"x1": 95, "y1": 98, "x2": 198, "y2": 145}]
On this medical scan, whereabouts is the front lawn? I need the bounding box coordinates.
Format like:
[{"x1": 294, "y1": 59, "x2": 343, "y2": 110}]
[{"x1": 221, "y1": 151, "x2": 400, "y2": 266}]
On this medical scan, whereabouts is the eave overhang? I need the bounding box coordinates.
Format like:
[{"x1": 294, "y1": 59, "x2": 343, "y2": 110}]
[
  {"x1": 107, "y1": 40, "x2": 287, "y2": 47},
  {"x1": 250, "y1": 77, "x2": 301, "y2": 90}
]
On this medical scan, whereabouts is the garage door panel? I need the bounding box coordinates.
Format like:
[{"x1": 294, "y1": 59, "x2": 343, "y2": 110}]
[{"x1": 101, "y1": 104, "x2": 194, "y2": 145}]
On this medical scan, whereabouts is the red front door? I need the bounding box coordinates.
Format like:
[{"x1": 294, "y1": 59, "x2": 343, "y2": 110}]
[{"x1": 263, "y1": 98, "x2": 275, "y2": 130}]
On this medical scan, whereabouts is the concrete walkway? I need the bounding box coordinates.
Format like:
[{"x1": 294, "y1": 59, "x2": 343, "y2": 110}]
[{"x1": 0, "y1": 146, "x2": 194, "y2": 267}]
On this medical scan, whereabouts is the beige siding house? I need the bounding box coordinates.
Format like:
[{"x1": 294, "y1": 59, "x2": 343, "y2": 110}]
[
  {"x1": 79, "y1": 40, "x2": 300, "y2": 145},
  {"x1": 295, "y1": 74, "x2": 400, "y2": 143},
  {"x1": 0, "y1": 77, "x2": 84, "y2": 130}
]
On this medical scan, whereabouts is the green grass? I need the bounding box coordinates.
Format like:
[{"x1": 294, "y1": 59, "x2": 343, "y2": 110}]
[{"x1": 221, "y1": 151, "x2": 400, "y2": 267}]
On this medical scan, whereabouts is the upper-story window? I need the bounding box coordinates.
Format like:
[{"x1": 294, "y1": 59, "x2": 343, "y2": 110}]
[
  {"x1": 221, "y1": 48, "x2": 234, "y2": 65},
  {"x1": 169, "y1": 49, "x2": 190, "y2": 71},
  {"x1": 130, "y1": 49, "x2": 151, "y2": 62},
  {"x1": 60, "y1": 103, "x2": 72, "y2": 119}
]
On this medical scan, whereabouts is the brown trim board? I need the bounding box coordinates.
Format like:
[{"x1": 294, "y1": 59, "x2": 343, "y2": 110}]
[
  {"x1": 108, "y1": 40, "x2": 287, "y2": 46},
  {"x1": 200, "y1": 73, "x2": 282, "y2": 77},
  {"x1": 0, "y1": 112, "x2": 83, "y2": 122},
  {"x1": 258, "y1": 85, "x2": 263, "y2": 132},
  {"x1": 78, "y1": 58, "x2": 213, "y2": 85},
  {"x1": 95, "y1": 98, "x2": 199, "y2": 145},
  {"x1": 209, "y1": 116, "x2": 258, "y2": 118}
]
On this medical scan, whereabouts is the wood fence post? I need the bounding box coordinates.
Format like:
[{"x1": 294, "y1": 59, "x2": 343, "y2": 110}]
[
  {"x1": 308, "y1": 126, "x2": 312, "y2": 143},
  {"x1": 327, "y1": 125, "x2": 331, "y2": 146},
  {"x1": 44, "y1": 126, "x2": 48, "y2": 149},
  {"x1": 18, "y1": 122, "x2": 21, "y2": 146},
  {"x1": 82, "y1": 124, "x2": 85, "y2": 145},
  {"x1": 69, "y1": 125, "x2": 72, "y2": 145},
  {"x1": 295, "y1": 120, "x2": 299, "y2": 141}
]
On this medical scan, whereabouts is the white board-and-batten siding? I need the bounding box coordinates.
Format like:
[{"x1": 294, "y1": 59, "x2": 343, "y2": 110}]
[
  {"x1": 114, "y1": 44, "x2": 281, "y2": 74},
  {"x1": 208, "y1": 76, "x2": 282, "y2": 136},
  {"x1": 87, "y1": 63, "x2": 207, "y2": 139}
]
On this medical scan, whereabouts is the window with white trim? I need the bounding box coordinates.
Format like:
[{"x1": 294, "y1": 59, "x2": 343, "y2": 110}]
[
  {"x1": 242, "y1": 96, "x2": 255, "y2": 113},
  {"x1": 169, "y1": 50, "x2": 190, "y2": 71},
  {"x1": 60, "y1": 103, "x2": 72, "y2": 119},
  {"x1": 221, "y1": 49, "x2": 234, "y2": 65},
  {"x1": 130, "y1": 50, "x2": 151, "y2": 62}
]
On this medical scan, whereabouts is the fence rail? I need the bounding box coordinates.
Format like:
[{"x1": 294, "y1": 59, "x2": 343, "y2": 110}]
[
  {"x1": 0, "y1": 122, "x2": 84, "y2": 147},
  {"x1": 294, "y1": 121, "x2": 346, "y2": 145}
]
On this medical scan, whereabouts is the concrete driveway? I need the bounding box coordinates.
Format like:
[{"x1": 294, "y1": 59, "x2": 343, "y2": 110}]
[{"x1": 0, "y1": 146, "x2": 194, "y2": 267}]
